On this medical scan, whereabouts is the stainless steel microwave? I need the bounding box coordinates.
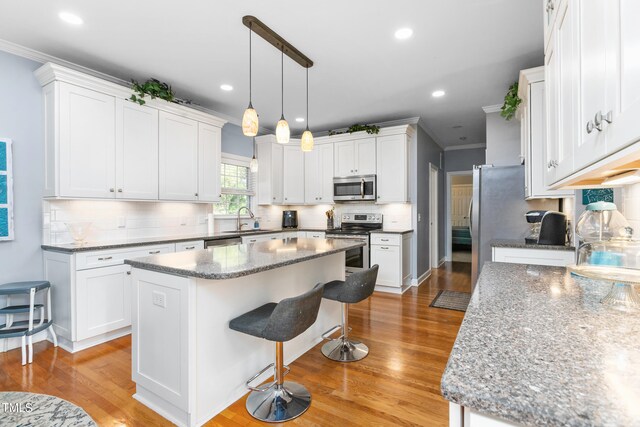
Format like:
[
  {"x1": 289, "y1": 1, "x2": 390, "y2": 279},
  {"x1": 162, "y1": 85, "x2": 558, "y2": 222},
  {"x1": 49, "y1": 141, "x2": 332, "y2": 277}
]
[{"x1": 333, "y1": 175, "x2": 376, "y2": 202}]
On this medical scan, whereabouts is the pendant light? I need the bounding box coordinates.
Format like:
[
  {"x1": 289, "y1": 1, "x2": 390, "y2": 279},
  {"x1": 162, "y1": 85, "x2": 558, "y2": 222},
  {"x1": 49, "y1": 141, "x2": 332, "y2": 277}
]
[
  {"x1": 242, "y1": 22, "x2": 259, "y2": 137},
  {"x1": 250, "y1": 137, "x2": 258, "y2": 172},
  {"x1": 300, "y1": 66, "x2": 314, "y2": 152},
  {"x1": 275, "y1": 46, "x2": 290, "y2": 144}
]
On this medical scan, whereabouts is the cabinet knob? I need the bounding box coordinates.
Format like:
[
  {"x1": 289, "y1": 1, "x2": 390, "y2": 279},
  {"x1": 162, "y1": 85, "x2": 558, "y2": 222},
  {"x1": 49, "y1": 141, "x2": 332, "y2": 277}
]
[
  {"x1": 195, "y1": 193, "x2": 198, "y2": 197},
  {"x1": 586, "y1": 121, "x2": 595, "y2": 134},
  {"x1": 126, "y1": 271, "x2": 131, "y2": 275},
  {"x1": 109, "y1": 188, "x2": 115, "y2": 193},
  {"x1": 594, "y1": 110, "x2": 613, "y2": 130},
  {"x1": 118, "y1": 188, "x2": 123, "y2": 193},
  {"x1": 546, "y1": 0, "x2": 554, "y2": 13}
]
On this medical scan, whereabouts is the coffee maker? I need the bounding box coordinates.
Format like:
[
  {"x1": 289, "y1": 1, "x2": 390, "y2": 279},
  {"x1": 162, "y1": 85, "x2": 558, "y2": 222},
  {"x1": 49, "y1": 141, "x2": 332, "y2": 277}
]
[
  {"x1": 525, "y1": 210, "x2": 567, "y2": 245},
  {"x1": 282, "y1": 210, "x2": 298, "y2": 228}
]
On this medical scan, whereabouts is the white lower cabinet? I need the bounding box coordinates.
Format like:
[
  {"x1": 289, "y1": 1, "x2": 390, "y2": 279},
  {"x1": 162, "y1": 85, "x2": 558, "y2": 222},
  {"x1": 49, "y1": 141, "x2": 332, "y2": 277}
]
[
  {"x1": 370, "y1": 233, "x2": 411, "y2": 293},
  {"x1": 44, "y1": 242, "x2": 180, "y2": 352},
  {"x1": 76, "y1": 264, "x2": 132, "y2": 341},
  {"x1": 492, "y1": 247, "x2": 575, "y2": 267},
  {"x1": 306, "y1": 231, "x2": 326, "y2": 239},
  {"x1": 242, "y1": 233, "x2": 284, "y2": 244},
  {"x1": 176, "y1": 240, "x2": 205, "y2": 252}
]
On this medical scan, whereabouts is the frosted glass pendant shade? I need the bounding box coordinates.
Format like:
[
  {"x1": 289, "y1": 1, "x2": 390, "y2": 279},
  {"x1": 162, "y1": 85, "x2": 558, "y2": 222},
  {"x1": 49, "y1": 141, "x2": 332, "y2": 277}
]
[
  {"x1": 242, "y1": 106, "x2": 259, "y2": 137},
  {"x1": 301, "y1": 129, "x2": 314, "y2": 152},
  {"x1": 249, "y1": 156, "x2": 258, "y2": 173},
  {"x1": 276, "y1": 118, "x2": 290, "y2": 144}
]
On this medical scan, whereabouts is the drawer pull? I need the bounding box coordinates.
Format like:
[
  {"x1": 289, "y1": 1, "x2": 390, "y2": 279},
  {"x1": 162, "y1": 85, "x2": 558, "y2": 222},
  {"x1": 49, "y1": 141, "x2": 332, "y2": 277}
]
[
  {"x1": 185, "y1": 246, "x2": 195, "y2": 250},
  {"x1": 149, "y1": 250, "x2": 161, "y2": 254},
  {"x1": 98, "y1": 256, "x2": 113, "y2": 261},
  {"x1": 381, "y1": 247, "x2": 389, "y2": 250},
  {"x1": 126, "y1": 271, "x2": 131, "y2": 275},
  {"x1": 381, "y1": 238, "x2": 389, "y2": 242}
]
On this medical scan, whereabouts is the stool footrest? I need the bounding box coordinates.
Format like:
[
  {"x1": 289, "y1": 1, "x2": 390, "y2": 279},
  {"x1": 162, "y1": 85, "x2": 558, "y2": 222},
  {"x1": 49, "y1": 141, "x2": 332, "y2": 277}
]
[
  {"x1": 245, "y1": 362, "x2": 291, "y2": 392},
  {"x1": 0, "y1": 304, "x2": 44, "y2": 314},
  {"x1": 321, "y1": 324, "x2": 342, "y2": 341}
]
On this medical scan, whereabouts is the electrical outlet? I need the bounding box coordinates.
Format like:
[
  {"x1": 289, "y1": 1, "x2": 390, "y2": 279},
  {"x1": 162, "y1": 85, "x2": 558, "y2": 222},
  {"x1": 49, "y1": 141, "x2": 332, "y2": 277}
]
[
  {"x1": 180, "y1": 217, "x2": 187, "y2": 226},
  {"x1": 418, "y1": 213, "x2": 422, "y2": 222},
  {"x1": 117, "y1": 217, "x2": 126, "y2": 229},
  {"x1": 198, "y1": 215, "x2": 206, "y2": 225},
  {"x1": 152, "y1": 291, "x2": 166, "y2": 308}
]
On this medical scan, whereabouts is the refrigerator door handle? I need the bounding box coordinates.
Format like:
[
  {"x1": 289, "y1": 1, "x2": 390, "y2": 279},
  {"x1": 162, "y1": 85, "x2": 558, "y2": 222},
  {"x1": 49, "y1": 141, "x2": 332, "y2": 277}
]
[{"x1": 468, "y1": 199, "x2": 473, "y2": 232}]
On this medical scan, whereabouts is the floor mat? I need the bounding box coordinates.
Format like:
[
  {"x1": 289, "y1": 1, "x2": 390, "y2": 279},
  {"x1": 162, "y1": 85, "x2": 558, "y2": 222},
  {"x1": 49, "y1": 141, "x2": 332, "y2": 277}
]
[{"x1": 429, "y1": 290, "x2": 471, "y2": 312}]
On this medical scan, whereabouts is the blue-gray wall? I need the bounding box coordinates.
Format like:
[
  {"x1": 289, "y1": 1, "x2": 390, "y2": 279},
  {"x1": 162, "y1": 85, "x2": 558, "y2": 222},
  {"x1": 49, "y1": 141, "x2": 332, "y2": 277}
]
[
  {"x1": 444, "y1": 148, "x2": 486, "y2": 173},
  {"x1": 412, "y1": 125, "x2": 445, "y2": 280},
  {"x1": 221, "y1": 123, "x2": 253, "y2": 158},
  {"x1": 0, "y1": 51, "x2": 44, "y2": 283}
]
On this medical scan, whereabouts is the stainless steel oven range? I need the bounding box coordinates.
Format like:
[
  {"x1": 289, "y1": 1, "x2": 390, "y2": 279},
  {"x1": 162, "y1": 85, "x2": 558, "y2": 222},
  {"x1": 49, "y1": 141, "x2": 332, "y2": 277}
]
[{"x1": 326, "y1": 213, "x2": 382, "y2": 274}]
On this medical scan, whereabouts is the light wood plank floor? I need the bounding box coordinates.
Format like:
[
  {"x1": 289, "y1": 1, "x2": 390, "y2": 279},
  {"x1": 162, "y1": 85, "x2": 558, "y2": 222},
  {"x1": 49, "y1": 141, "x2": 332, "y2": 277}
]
[{"x1": 0, "y1": 262, "x2": 471, "y2": 426}]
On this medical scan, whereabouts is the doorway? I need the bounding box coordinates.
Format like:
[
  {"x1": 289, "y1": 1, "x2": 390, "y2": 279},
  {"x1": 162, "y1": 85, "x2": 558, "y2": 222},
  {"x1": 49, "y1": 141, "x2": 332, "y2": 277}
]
[
  {"x1": 446, "y1": 171, "x2": 473, "y2": 263},
  {"x1": 429, "y1": 164, "x2": 439, "y2": 270}
]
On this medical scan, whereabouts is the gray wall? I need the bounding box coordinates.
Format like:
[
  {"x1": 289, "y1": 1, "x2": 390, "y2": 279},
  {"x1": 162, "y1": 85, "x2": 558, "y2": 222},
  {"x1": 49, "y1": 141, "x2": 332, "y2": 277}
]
[
  {"x1": 485, "y1": 111, "x2": 521, "y2": 166},
  {"x1": 412, "y1": 125, "x2": 445, "y2": 280},
  {"x1": 444, "y1": 148, "x2": 486, "y2": 173},
  {"x1": 0, "y1": 51, "x2": 44, "y2": 283},
  {"x1": 221, "y1": 123, "x2": 253, "y2": 158}
]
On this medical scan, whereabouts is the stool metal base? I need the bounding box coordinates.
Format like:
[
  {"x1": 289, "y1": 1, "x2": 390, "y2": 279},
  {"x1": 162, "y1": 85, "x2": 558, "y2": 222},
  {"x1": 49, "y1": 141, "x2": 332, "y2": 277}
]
[
  {"x1": 321, "y1": 338, "x2": 369, "y2": 362},
  {"x1": 246, "y1": 381, "x2": 311, "y2": 423}
]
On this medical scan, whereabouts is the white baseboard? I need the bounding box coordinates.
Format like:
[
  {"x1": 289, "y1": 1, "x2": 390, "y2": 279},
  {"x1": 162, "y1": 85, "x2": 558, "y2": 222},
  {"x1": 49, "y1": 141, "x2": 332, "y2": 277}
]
[
  {"x1": 438, "y1": 258, "x2": 446, "y2": 268},
  {"x1": 374, "y1": 283, "x2": 411, "y2": 294},
  {"x1": 411, "y1": 269, "x2": 431, "y2": 286},
  {"x1": 56, "y1": 327, "x2": 131, "y2": 353}
]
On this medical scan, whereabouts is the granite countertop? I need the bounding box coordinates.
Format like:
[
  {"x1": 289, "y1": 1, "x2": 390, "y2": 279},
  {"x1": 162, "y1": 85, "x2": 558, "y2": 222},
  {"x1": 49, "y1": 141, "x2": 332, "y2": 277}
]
[
  {"x1": 125, "y1": 238, "x2": 364, "y2": 280},
  {"x1": 373, "y1": 229, "x2": 413, "y2": 235},
  {"x1": 41, "y1": 228, "x2": 331, "y2": 253},
  {"x1": 441, "y1": 262, "x2": 640, "y2": 427},
  {"x1": 491, "y1": 239, "x2": 575, "y2": 251}
]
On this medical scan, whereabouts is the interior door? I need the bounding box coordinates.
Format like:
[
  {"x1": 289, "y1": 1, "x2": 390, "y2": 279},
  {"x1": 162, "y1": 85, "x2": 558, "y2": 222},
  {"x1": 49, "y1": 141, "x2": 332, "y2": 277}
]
[
  {"x1": 59, "y1": 82, "x2": 116, "y2": 198},
  {"x1": 451, "y1": 184, "x2": 473, "y2": 226},
  {"x1": 115, "y1": 100, "x2": 159, "y2": 200}
]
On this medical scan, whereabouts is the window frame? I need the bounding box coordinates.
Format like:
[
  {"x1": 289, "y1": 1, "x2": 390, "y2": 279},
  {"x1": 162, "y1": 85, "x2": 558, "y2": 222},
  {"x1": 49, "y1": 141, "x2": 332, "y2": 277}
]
[{"x1": 214, "y1": 153, "x2": 256, "y2": 219}]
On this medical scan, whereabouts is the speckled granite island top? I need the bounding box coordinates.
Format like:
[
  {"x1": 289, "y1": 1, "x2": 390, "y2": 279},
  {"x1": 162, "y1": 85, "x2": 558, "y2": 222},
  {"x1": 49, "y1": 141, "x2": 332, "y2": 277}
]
[
  {"x1": 125, "y1": 238, "x2": 364, "y2": 280},
  {"x1": 491, "y1": 239, "x2": 575, "y2": 251},
  {"x1": 441, "y1": 262, "x2": 640, "y2": 427}
]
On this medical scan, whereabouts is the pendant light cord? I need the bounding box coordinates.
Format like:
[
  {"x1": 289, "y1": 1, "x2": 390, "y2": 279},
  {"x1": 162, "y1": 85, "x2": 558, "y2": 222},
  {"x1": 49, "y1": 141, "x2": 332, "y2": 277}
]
[
  {"x1": 306, "y1": 67, "x2": 309, "y2": 131},
  {"x1": 248, "y1": 23, "x2": 252, "y2": 105},
  {"x1": 281, "y1": 46, "x2": 284, "y2": 118}
]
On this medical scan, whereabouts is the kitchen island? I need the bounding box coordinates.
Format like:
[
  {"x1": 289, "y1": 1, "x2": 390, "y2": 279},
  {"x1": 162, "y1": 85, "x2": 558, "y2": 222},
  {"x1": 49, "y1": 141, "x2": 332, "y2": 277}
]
[
  {"x1": 125, "y1": 238, "x2": 363, "y2": 427},
  {"x1": 441, "y1": 262, "x2": 640, "y2": 427}
]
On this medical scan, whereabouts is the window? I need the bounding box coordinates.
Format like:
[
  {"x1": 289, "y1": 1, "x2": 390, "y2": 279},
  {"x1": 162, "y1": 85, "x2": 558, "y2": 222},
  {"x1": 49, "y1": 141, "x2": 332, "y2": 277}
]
[{"x1": 214, "y1": 155, "x2": 255, "y2": 216}]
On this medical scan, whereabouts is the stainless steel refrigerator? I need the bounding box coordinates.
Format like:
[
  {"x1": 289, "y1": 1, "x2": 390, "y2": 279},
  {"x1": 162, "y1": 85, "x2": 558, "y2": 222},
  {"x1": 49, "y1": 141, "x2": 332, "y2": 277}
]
[{"x1": 470, "y1": 165, "x2": 558, "y2": 285}]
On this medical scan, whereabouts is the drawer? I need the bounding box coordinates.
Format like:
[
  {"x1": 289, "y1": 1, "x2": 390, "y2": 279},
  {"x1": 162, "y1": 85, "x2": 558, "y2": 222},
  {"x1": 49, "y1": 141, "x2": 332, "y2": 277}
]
[
  {"x1": 242, "y1": 233, "x2": 284, "y2": 244},
  {"x1": 175, "y1": 240, "x2": 204, "y2": 252},
  {"x1": 75, "y1": 243, "x2": 176, "y2": 270},
  {"x1": 492, "y1": 247, "x2": 575, "y2": 267},
  {"x1": 370, "y1": 234, "x2": 401, "y2": 246},
  {"x1": 306, "y1": 231, "x2": 325, "y2": 239}
]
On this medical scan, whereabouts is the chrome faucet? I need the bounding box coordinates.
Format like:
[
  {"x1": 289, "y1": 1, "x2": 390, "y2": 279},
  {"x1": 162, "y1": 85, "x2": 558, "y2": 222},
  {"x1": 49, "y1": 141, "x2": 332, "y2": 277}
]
[{"x1": 237, "y1": 206, "x2": 255, "y2": 231}]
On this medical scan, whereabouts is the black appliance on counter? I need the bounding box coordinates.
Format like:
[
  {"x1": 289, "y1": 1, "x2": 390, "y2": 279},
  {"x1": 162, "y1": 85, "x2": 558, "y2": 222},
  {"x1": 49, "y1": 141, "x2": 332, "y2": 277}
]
[
  {"x1": 525, "y1": 210, "x2": 567, "y2": 245},
  {"x1": 282, "y1": 210, "x2": 298, "y2": 228}
]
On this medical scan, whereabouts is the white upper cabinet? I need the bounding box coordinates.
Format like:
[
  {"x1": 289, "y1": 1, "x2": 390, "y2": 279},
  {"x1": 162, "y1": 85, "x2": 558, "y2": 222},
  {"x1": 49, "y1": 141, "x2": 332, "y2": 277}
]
[
  {"x1": 376, "y1": 133, "x2": 411, "y2": 203},
  {"x1": 115, "y1": 99, "x2": 159, "y2": 200},
  {"x1": 36, "y1": 63, "x2": 226, "y2": 202},
  {"x1": 333, "y1": 137, "x2": 376, "y2": 177},
  {"x1": 159, "y1": 112, "x2": 199, "y2": 201},
  {"x1": 197, "y1": 123, "x2": 221, "y2": 203},
  {"x1": 606, "y1": 0, "x2": 640, "y2": 154},
  {"x1": 543, "y1": 0, "x2": 562, "y2": 52},
  {"x1": 58, "y1": 82, "x2": 116, "y2": 198},
  {"x1": 544, "y1": 0, "x2": 640, "y2": 188},
  {"x1": 283, "y1": 144, "x2": 305, "y2": 204},
  {"x1": 256, "y1": 137, "x2": 284, "y2": 205},
  {"x1": 305, "y1": 143, "x2": 334, "y2": 204}
]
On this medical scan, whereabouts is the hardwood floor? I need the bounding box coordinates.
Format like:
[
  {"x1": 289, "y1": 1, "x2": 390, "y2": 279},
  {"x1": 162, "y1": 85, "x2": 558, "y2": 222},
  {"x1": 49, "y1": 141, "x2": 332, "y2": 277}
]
[{"x1": 0, "y1": 262, "x2": 471, "y2": 427}]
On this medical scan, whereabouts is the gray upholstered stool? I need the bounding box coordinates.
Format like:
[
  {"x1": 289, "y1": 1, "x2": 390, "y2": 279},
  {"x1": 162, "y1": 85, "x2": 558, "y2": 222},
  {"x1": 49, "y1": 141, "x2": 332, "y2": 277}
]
[
  {"x1": 0, "y1": 281, "x2": 58, "y2": 365},
  {"x1": 320, "y1": 265, "x2": 379, "y2": 362},
  {"x1": 229, "y1": 283, "x2": 325, "y2": 423}
]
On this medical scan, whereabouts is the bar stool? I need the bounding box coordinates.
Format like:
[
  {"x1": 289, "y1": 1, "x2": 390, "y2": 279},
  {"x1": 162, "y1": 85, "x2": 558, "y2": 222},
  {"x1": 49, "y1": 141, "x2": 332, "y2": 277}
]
[
  {"x1": 0, "y1": 281, "x2": 58, "y2": 365},
  {"x1": 320, "y1": 265, "x2": 379, "y2": 362},
  {"x1": 229, "y1": 283, "x2": 325, "y2": 423}
]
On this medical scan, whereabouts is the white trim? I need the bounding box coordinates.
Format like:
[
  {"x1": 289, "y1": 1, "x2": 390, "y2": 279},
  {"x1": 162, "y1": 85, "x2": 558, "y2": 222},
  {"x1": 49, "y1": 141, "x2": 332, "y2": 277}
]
[
  {"x1": 482, "y1": 104, "x2": 502, "y2": 114},
  {"x1": 444, "y1": 143, "x2": 487, "y2": 152},
  {"x1": 221, "y1": 153, "x2": 251, "y2": 167},
  {"x1": 0, "y1": 39, "x2": 280, "y2": 133},
  {"x1": 445, "y1": 170, "x2": 473, "y2": 261},
  {"x1": 429, "y1": 164, "x2": 439, "y2": 270},
  {"x1": 411, "y1": 269, "x2": 432, "y2": 286}
]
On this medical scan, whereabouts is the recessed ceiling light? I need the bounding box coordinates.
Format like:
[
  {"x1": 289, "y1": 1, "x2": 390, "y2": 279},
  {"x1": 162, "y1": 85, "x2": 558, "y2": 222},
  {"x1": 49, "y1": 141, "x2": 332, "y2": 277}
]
[
  {"x1": 432, "y1": 90, "x2": 446, "y2": 98},
  {"x1": 394, "y1": 28, "x2": 413, "y2": 40},
  {"x1": 220, "y1": 84, "x2": 233, "y2": 91},
  {"x1": 295, "y1": 117, "x2": 305, "y2": 123},
  {"x1": 59, "y1": 11, "x2": 83, "y2": 25}
]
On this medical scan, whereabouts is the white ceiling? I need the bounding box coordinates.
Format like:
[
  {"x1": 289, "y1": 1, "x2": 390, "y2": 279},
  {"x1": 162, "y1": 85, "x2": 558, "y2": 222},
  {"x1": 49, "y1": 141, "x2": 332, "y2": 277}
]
[{"x1": 0, "y1": 0, "x2": 543, "y2": 147}]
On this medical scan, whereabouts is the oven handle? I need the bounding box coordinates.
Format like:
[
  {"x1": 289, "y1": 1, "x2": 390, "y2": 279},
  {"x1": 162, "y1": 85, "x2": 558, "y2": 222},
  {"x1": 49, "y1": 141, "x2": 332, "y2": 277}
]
[{"x1": 360, "y1": 178, "x2": 365, "y2": 198}]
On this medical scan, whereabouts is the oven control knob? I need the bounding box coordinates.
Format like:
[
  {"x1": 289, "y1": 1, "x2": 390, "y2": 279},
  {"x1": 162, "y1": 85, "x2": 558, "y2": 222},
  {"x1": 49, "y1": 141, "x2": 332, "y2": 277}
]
[{"x1": 344, "y1": 215, "x2": 350, "y2": 220}]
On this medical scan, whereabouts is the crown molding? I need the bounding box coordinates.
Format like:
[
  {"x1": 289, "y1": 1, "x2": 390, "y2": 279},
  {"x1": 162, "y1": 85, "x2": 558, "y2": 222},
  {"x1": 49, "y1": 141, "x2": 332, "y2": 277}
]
[
  {"x1": 0, "y1": 38, "x2": 276, "y2": 131},
  {"x1": 482, "y1": 104, "x2": 502, "y2": 114},
  {"x1": 444, "y1": 143, "x2": 487, "y2": 152}
]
